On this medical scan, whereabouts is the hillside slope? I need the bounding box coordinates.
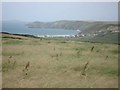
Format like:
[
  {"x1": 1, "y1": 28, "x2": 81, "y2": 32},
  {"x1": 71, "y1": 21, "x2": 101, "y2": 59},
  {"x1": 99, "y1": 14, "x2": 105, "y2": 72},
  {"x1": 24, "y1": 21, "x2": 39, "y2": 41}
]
[
  {"x1": 26, "y1": 20, "x2": 119, "y2": 34},
  {"x1": 80, "y1": 32, "x2": 119, "y2": 44}
]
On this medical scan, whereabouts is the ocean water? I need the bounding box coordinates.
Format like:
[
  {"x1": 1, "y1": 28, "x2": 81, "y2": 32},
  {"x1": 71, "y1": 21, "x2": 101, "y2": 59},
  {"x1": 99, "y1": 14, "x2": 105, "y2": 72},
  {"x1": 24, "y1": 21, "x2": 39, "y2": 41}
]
[{"x1": 2, "y1": 21, "x2": 78, "y2": 36}]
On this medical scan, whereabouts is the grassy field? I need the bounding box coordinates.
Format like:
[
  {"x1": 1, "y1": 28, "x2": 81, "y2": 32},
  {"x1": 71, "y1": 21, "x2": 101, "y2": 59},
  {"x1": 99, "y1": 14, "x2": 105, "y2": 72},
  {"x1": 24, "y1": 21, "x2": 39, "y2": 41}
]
[{"x1": 2, "y1": 33, "x2": 118, "y2": 88}]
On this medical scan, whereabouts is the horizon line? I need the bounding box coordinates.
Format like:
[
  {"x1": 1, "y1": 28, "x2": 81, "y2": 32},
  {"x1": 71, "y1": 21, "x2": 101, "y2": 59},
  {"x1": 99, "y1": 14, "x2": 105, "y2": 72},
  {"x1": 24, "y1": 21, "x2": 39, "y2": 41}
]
[
  {"x1": 1, "y1": 19, "x2": 120, "y2": 22},
  {"x1": 1, "y1": 0, "x2": 119, "y2": 2}
]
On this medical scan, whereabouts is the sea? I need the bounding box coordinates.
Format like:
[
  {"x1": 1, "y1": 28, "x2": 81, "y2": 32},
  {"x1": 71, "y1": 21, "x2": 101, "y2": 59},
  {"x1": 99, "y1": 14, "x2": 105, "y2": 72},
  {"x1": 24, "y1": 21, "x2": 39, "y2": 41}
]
[{"x1": 1, "y1": 21, "x2": 79, "y2": 36}]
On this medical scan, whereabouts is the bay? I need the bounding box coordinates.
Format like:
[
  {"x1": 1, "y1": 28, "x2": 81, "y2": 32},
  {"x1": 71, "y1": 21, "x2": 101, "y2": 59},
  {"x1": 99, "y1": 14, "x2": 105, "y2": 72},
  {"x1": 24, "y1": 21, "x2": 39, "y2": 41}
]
[{"x1": 2, "y1": 21, "x2": 79, "y2": 36}]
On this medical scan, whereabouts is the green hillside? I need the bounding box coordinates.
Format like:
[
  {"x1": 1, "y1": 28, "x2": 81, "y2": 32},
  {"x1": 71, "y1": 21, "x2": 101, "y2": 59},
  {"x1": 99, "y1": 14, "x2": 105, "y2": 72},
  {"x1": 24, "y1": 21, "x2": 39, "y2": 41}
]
[
  {"x1": 26, "y1": 20, "x2": 118, "y2": 34},
  {"x1": 80, "y1": 32, "x2": 119, "y2": 44}
]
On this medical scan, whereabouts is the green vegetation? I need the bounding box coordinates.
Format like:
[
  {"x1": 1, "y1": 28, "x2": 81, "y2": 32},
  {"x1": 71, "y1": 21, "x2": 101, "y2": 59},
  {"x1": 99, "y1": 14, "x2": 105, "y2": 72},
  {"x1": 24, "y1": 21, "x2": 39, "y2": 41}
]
[
  {"x1": 3, "y1": 40, "x2": 23, "y2": 45},
  {"x1": 80, "y1": 32, "x2": 119, "y2": 44},
  {"x1": 26, "y1": 20, "x2": 119, "y2": 45},
  {"x1": 27, "y1": 20, "x2": 119, "y2": 34},
  {"x1": 2, "y1": 33, "x2": 118, "y2": 88}
]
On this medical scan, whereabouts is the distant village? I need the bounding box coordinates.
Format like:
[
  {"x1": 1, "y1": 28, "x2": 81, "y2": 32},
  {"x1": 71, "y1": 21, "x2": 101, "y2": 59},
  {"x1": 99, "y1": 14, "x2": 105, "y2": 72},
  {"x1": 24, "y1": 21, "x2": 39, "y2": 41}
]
[
  {"x1": 77, "y1": 29, "x2": 119, "y2": 38},
  {"x1": 36, "y1": 28, "x2": 119, "y2": 38}
]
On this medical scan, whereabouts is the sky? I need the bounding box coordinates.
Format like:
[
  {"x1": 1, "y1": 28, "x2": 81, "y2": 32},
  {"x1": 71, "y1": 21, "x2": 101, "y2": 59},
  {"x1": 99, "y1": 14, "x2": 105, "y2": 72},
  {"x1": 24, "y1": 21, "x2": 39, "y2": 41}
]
[
  {"x1": 2, "y1": 2, "x2": 118, "y2": 22},
  {"x1": 1, "y1": 0, "x2": 119, "y2": 2}
]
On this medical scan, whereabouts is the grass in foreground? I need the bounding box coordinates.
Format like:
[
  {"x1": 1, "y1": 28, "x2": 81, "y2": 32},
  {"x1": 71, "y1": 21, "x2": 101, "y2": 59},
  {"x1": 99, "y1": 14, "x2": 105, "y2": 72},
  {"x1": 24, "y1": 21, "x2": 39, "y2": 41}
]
[{"x1": 2, "y1": 33, "x2": 118, "y2": 88}]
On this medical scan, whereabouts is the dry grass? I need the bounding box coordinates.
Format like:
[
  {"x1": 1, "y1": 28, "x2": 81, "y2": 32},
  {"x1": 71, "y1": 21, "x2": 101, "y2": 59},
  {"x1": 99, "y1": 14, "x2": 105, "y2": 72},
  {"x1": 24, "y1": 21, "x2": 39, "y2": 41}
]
[{"x1": 2, "y1": 34, "x2": 118, "y2": 88}]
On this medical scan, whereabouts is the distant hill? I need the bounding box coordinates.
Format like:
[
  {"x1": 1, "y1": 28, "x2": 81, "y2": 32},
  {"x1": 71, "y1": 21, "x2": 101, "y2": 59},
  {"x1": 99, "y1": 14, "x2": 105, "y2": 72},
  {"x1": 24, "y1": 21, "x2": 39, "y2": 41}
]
[
  {"x1": 3, "y1": 20, "x2": 119, "y2": 44},
  {"x1": 26, "y1": 20, "x2": 119, "y2": 34},
  {"x1": 26, "y1": 20, "x2": 119, "y2": 44}
]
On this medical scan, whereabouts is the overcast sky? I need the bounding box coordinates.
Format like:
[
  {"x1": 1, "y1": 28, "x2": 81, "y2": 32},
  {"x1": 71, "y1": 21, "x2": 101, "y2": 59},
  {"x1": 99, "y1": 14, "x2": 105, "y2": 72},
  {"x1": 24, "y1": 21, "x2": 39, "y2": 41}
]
[{"x1": 2, "y1": 2, "x2": 118, "y2": 22}]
